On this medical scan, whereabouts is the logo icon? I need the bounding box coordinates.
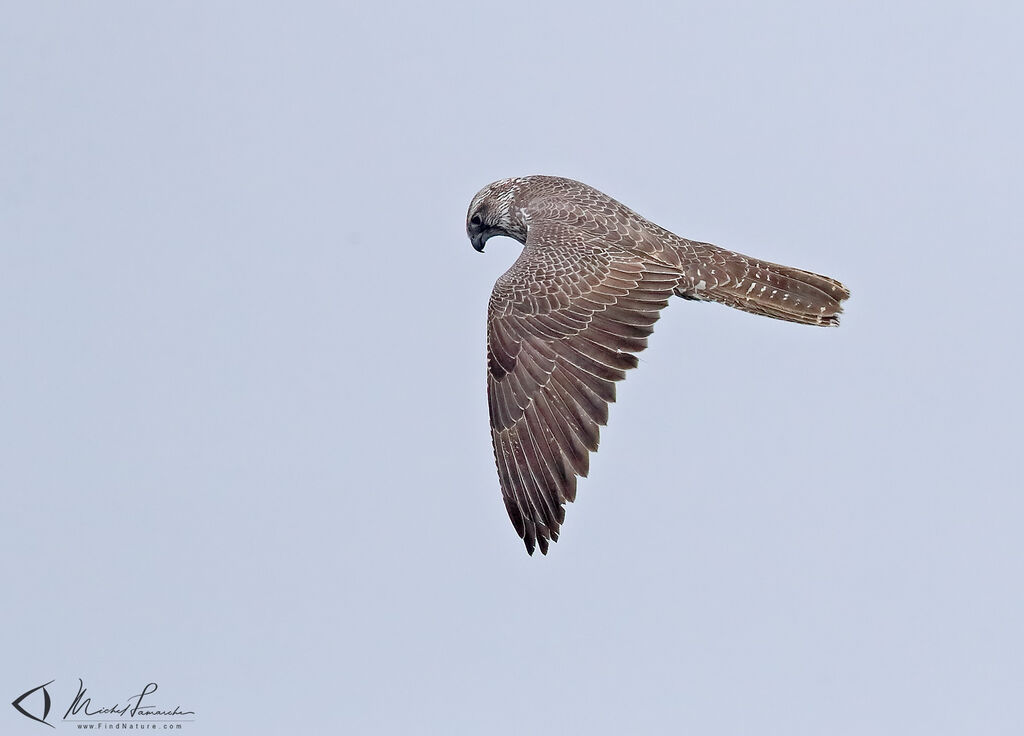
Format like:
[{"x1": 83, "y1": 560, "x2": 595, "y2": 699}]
[{"x1": 11, "y1": 680, "x2": 55, "y2": 728}]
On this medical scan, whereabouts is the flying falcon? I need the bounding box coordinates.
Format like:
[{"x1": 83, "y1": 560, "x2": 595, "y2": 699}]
[{"x1": 467, "y1": 175, "x2": 849, "y2": 555}]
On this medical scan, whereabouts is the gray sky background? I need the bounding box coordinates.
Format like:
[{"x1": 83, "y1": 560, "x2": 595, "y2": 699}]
[{"x1": 2, "y1": 2, "x2": 1022, "y2": 734}]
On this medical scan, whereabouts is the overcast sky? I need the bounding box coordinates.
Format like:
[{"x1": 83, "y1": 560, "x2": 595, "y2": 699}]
[{"x1": 2, "y1": 2, "x2": 1022, "y2": 734}]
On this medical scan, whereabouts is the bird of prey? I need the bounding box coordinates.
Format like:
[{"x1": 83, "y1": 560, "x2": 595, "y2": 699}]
[{"x1": 467, "y1": 175, "x2": 849, "y2": 555}]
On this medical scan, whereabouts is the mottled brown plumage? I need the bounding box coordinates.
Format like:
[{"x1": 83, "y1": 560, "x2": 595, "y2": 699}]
[{"x1": 467, "y1": 176, "x2": 849, "y2": 555}]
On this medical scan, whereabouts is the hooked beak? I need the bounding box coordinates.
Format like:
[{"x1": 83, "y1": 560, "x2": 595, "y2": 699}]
[{"x1": 471, "y1": 233, "x2": 486, "y2": 252}]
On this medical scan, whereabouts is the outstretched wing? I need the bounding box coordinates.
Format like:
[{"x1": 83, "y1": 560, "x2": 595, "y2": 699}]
[{"x1": 486, "y1": 223, "x2": 682, "y2": 554}]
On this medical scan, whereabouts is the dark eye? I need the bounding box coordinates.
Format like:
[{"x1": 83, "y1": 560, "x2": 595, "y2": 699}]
[{"x1": 470, "y1": 214, "x2": 482, "y2": 226}]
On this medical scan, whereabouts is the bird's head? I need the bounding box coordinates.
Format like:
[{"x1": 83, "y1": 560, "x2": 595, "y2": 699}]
[{"x1": 466, "y1": 178, "x2": 529, "y2": 252}]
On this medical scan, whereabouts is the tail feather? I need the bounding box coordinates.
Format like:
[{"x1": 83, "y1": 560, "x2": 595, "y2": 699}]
[{"x1": 676, "y1": 249, "x2": 850, "y2": 326}]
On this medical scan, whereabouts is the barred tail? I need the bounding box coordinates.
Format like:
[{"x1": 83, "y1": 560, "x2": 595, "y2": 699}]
[{"x1": 677, "y1": 249, "x2": 850, "y2": 327}]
